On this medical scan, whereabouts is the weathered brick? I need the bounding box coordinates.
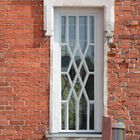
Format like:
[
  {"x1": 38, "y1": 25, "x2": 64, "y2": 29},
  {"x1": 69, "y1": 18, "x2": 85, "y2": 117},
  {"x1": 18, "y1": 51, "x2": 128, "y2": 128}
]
[
  {"x1": 0, "y1": 0, "x2": 49, "y2": 139},
  {"x1": 108, "y1": 1, "x2": 140, "y2": 139}
]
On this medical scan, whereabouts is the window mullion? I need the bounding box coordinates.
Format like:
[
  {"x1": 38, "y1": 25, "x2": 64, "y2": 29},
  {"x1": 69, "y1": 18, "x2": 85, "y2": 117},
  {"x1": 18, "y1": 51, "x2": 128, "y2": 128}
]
[
  {"x1": 87, "y1": 16, "x2": 90, "y2": 131},
  {"x1": 76, "y1": 15, "x2": 80, "y2": 131}
]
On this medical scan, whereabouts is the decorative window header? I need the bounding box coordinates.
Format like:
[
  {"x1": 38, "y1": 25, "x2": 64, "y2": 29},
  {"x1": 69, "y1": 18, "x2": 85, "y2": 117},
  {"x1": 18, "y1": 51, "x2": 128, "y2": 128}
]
[{"x1": 44, "y1": 0, "x2": 115, "y2": 36}]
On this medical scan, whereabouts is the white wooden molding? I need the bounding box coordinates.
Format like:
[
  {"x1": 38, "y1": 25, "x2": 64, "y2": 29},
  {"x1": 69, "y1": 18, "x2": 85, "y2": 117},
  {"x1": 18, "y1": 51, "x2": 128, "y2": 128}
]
[
  {"x1": 43, "y1": 0, "x2": 115, "y2": 134},
  {"x1": 44, "y1": 0, "x2": 115, "y2": 36}
]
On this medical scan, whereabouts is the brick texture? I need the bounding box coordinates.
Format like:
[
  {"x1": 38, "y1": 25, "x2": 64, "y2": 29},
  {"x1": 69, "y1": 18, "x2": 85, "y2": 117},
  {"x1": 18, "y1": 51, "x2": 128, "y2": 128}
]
[
  {"x1": 0, "y1": 0, "x2": 49, "y2": 140},
  {"x1": 0, "y1": 0, "x2": 140, "y2": 140},
  {"x1": 108, "y1": 0, "x2": 140, "y2": 140}
]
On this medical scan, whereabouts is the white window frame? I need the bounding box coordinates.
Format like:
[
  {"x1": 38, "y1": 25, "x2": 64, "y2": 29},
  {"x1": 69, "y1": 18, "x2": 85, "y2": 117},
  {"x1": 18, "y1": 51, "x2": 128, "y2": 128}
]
[
  {"x1": 44, "y1": 0, "x2": 115, "y2": 134},
  {"x1": 57, "y1": 8, "x2": 103, "y2": 133},
  {"x1": 51, "y1": 8, "x2": 103, "y2": 133},
  {"x1": 44, "y1": 0, "x2": 115, "y2": 36}
]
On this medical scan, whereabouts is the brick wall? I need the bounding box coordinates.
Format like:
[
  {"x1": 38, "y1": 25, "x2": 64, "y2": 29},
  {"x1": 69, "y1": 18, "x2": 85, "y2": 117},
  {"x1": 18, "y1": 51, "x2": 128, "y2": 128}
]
[
  {"x1": 108, "y1": 0, "x2": 140, "y2": 140},
  {"x1": 0, "y1": 0, "x2": 49, "y2": 139},
  {"x1": 0, "y1": 0, "x2": 140, "y2": 140}
]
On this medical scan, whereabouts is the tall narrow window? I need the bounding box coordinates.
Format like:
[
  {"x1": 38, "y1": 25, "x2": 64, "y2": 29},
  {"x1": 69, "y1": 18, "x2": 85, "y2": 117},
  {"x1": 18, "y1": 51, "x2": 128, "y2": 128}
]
[
  {"x1": 61, "y1": 15, "x2": 96, "y2": 132},
  {"x1": 52, "y1": 8, "x2": 103, "y2": 133}
]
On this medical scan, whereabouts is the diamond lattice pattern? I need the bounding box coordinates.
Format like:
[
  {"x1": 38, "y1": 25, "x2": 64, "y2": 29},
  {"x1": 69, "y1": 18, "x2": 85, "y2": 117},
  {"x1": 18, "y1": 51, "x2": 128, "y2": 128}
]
[{"x1": 61, "y1": 15, "x2": 95, "y2": 131}]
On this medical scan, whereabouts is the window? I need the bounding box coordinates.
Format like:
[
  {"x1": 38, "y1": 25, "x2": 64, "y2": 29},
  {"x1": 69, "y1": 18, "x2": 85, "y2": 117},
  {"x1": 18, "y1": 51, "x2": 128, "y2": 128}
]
[
  {"x1": 51, "y1": 8, "x2": 104, "y2": 133},
  {"x1": 44, "y1": 0, "x2": 115, "y2": 136}
]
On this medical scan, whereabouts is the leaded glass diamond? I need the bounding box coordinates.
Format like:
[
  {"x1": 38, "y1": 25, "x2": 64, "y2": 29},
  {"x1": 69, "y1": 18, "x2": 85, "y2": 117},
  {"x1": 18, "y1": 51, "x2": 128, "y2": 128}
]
[
  {"x1": 69, "y1": 65, "x2": 76, "y2": 81},
  {"x1": 61, "y1": 15, "x2": 96, "y2": 131},
  {"x1": 80, "y1": 64, "x2": 87, "y2": 81}
]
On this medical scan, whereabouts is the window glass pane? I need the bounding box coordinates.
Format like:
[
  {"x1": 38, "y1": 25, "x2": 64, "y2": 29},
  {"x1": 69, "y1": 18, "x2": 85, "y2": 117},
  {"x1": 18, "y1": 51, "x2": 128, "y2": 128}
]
[
  {"x1": 61, "y1": 103, "x2": 67, "y2": 130},
  {"x1": 69, "y1": 16, "x2": 76, "y2": 52},
  {"x1": 61, "y1": 75, "x2": 71, "y2": 100},
  {"x1": 61, "y1": 45, "x2": 71, "y2": 72},
  {"x1": 79, "y1": 94, "x2": 87, "y2": 130},
  {"x1": 80, "y1": 64, "x2": 87, "y2": 81},
  {"x1": 90, "y1": 104, "x2": 94, "y2": 130},
  {"x1": 74, "y1": 49, "x2": 81, "y2": 68},
  {"x1": 69, "y1": 64, "x2": 76, "y2": 82},
  {"x1": 89, "y1": 16, "x2": 94, "y2": 43},
  {"x1": 61, "y1": 15, "x2": 95, "y2": 131},
  {"x1": 61, "y1": 16, "x2": 66, "y2": 43},
  {"x1": 79, "y1": 16, "x2": 87, "y2": 53},
  {"x1": 85, "y1": 45, "x2": 94, "y2": 72},
  {"x1": 85, "y1": 75, "x2": 94, "y2": 100},
  {"x1": 74, "y1": 78, "x2": 81, "y2": 97},
  {"x1": 69, "y1": 93, "x2": 76, "y2": 130}
]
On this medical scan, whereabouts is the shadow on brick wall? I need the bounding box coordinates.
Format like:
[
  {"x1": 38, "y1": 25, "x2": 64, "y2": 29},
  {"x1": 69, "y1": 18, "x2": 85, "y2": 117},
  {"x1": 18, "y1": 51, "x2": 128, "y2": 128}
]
[{"x1": 9, "y1": 0, "x2": 45, "y2": 48}]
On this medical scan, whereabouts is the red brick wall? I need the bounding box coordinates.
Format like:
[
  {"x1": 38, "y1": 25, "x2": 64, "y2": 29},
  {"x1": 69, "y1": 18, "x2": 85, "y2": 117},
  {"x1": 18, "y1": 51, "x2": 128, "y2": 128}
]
[
  {"x1": 0, "y1": 0, "x2": 140, "y2": 140},
  {"x1": 0, "y1": 0, "x2": 49, "y2": 139},
  {"x1": 108, "y1": 0, "x2": 140, "y2": 140}
]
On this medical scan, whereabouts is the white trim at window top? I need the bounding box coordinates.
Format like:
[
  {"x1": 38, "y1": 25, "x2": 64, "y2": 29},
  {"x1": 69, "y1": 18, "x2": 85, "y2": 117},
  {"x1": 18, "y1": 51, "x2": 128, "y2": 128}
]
[{"x1": 44, "y1": 0, "x2": 115, "y2": 36}]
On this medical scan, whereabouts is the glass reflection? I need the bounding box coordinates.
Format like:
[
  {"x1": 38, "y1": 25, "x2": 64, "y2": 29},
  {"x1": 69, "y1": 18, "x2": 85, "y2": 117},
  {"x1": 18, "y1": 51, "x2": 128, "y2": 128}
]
[
  {"x1": 61, "y1": 16, "x2": 66, "y2": 43},
  {"x1": 79, "y1": 16, "x2": 87, "y2": 53},
  {"x1": 90, "y1": 104, "x2": 94, "y2": 130},
  {"x1": 85, "y1": 45, "x2": 94, "y2": 72},
  {"x1": 61, "y1": 75, "x2": 71, "y2": 100},
  {"x1": 79, "y1": 94, "x2": 87, "y2": 130},
  {"x1": 69, "y1": 94, "x2": 76, "y2": 130},
  {"x1": 85, "y1": 75, "x2": 94, "y2": 100},
  {"x1": 61, "y1": 45, "x2": 71, "y2": 72},
  {"x1": 69, "y1": 16, "x2": 76, "y2": 52}
]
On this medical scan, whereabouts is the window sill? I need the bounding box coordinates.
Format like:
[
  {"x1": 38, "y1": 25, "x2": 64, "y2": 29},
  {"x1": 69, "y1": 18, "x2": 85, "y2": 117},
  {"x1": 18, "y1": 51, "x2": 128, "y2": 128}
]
[{"x1": 45, "y1": 132, "x2": 102, "y2": 138}]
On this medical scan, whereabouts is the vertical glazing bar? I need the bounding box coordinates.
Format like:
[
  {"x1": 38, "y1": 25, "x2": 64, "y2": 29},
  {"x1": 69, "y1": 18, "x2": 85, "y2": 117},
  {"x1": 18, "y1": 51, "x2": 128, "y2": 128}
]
[
  {"x1": 76, "y1": 16, "x2": 79, "y2": 131},
  {"x1": 87, "y1": 16, "x2": 90, "y2": 130},
  {"x1": 66, "y1": 16, "x2": 69, "y2": 131},
  {"x1": 94, "y1": 15, "x2": 97, "y2": 131}
]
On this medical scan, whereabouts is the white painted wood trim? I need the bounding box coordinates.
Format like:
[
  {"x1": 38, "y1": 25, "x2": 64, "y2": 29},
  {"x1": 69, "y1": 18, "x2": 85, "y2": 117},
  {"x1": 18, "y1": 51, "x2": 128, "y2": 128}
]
[
  {"x1": 44, "y1": 1, "x2": 114, "y2": 121},
  {"x1": 94, "y1": 9, "x2": 104, "y2": 132},
  {"x1": 49, "y1": 8, "x2": 104, "y2": 133},
  {"x1": 49, "y1": 10, "x2": 61, "y2": 133},
  {"x1": 46, "y1": 133, "x2": 102, "y2": 138},
  {"x1": 44, "y1": 0, "x2": 115, "y2": 36}
]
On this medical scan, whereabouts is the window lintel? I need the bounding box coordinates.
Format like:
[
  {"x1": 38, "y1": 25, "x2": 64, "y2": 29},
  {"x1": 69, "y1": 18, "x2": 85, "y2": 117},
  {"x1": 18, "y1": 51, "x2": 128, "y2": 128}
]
[{"x1": 44, "y1": 0, "x2": 115, "y2": 36}]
